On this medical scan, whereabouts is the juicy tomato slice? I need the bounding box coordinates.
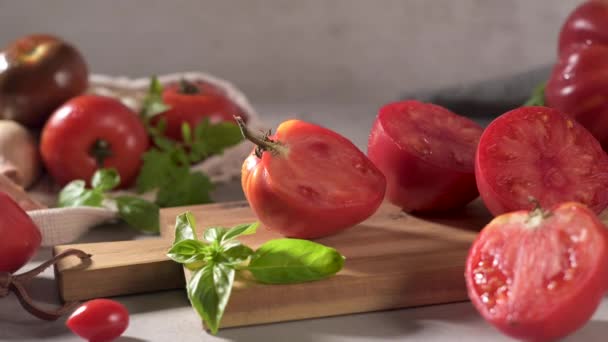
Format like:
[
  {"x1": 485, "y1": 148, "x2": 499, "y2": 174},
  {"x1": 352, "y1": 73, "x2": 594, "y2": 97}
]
[
  {"x1": 475, "y1": 106, "x2": 608, "y2": 216},
  {"x1": 465, "y1": 202, "x2": 608, "y2": 341},
  {"x1": 66, "y1": 299, "x2": 129, "y2": 342}
]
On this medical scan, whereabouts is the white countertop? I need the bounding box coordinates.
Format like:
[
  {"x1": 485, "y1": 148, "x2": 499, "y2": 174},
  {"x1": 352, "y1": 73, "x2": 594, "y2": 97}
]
[{"x1": 2, "y1": 103, "x2": 607, "y2": 342}]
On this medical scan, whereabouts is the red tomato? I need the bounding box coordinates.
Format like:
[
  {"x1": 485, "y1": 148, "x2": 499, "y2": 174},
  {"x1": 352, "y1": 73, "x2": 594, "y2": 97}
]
[
  {"x1": 475, "y1": 106, "x2": 608, "y2": 216},
  {"x1": 546, "y1": 0, "x2": 608, "y2": 150},
  {"x1": 465, "y1": 202, "x2": 608, "y2": 341},
  {"x1": 0, "y1": 192, "x2": 41, "y2": 273},
  {"x1": 367, "y1": 100, "x2": 483, "y2": 212},
  {"x1": 40, "y1": 95, "x2": 149, "y2": 188},
  {"x1": 241, "y1": 119, "x2": 386, "y2": 238},
  {"x1": 66, "y1": 299, "x2": 129, "y2": 342},
  {"x1": 152, "y1": 80, "x2": 247, "y2": 141}
]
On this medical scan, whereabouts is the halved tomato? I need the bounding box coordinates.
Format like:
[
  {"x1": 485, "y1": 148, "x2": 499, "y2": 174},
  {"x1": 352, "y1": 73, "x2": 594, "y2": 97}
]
[{"x1": 465, "y1": 202, "x2": 608, "y2": 341}]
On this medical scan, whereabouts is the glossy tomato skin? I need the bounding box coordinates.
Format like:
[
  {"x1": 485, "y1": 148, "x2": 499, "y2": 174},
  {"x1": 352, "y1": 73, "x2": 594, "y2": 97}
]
[
  {"x1": 152, "y1": 80, "x2": 246, "y2": 141},
  {"x1": 475, "y1": 106, "x2": 608, "y2": 216},
  {"x1": 465, "y1": 202, "x2": 608, "y2": 341},
  {"x1": 367, "y1": 101, "x2": 483, "y2": 212},
  {"x1": 40, "y1": 95, "x2": 149, "y2": 188},
  {"x1": 0, "y1": 192, "x2": 41, "y2": 273},
  {"x1": 0, "y1": 34, "x2": 88, "y2": 127},
  {"x1": 242, "y1": 120, "x2": 386, "y2": 239},
  {"x1": 546, "y1": 1, "x2": 608, "y2": 149},
  {"x1": 66, "y1": 299, "x2": 129, "y2": 342}
]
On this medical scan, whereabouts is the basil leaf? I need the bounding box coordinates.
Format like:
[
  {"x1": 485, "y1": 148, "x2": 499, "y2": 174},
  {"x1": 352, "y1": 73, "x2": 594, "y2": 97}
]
[
  {"x1": 141, "y1": 76, "x2": 170, "y2": 118},
  {"x1": 174, "y1": 212, "x2": 198, "y2": 244},
  {"x1": 167, "y1": 239, "x2": 208, "y2": 264},
  {"x1": 203, "y1": 227, "x2": 227, "y2": 244},
  {"x1": 182, "y1": 122, "x2": 192, "y2": 144},
  {"x1": 58, "y1": 181, "x2": 104, "y2": 207},
  {"x1": 91, "y1": 168, "x2": 120, "y2": 192},
  {"x1": 155, "y1": 171, "x2": 213, "y2": 207},
  {"x1": 524, "y1": 82, "x2": 546, "y2": 106},
  {"x1": 247, "y1": 239, "x2": 345, "y2": 284},
  {"x1": 221, "y1": 222, "x2": 259, "y2": 243},
  {"x1": 115, "y1": 196, "x2": 160, "y2": 233},
  {"x1": 221, "y1": 242, "x2": 254, "y2": 265},
  {"x1": 136, "y1": 149, "x2": 176, "y2": 193},
  {"x1": 188, "y1": 263, "x2": 235, "y2": 334}
]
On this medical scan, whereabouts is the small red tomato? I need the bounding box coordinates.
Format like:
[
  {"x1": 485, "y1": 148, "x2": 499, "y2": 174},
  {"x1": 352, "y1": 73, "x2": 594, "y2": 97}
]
[
  {"x1": 367, "y1": 100, "x2": 483, "y2": 212},
  {"x1": 240, "y1": 119, "x2": 386, "y2": 238},
  {"x1": 40, "y1": 95, "x2": 149, "y2": 188},
  {"x1": 0, "y1": 191, "x2": 41, "y2": 273},
  {"x1": 152, "y1": 79, "x2": 246, "y2": 141},
  {"x1": 475, "y1": 106, "x2": 608, "y2": 216},
  {"x1": 66, "y1": 299, "x2": 129, "y2": 342},
  {"x1": 465, "y1": 202, "x2": 608, "y2": 341},
  {"x1": 557, "y1": 0, "x2": 608, "y2": 53}
]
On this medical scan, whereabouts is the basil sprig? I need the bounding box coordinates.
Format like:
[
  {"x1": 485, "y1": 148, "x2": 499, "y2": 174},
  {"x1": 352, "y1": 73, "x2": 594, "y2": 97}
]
[
  {"x1": 58, "y1": 168, "x2": 160, "y2": 233},
  {"x1": 167, "y1": 212, "x2": 345, "y2": 334}
]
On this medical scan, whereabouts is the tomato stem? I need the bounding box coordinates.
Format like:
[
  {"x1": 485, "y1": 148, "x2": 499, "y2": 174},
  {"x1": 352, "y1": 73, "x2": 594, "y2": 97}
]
[
  {"x1": 89, "y1": 139, "x2": 112, "y2": 167},
  {"x1": 234, "y1": 116, "x2": 287, "y2": 158},
  {"x1": 179, "y1": 79, "x2": 200, "y2": 95}
]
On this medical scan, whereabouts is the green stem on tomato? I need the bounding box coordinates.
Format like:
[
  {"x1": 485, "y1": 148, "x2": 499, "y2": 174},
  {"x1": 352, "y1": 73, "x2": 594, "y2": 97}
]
[
  {"x1": 89, "y1": 139, "x2": 112, "y2": 168},
  {"x1": 234, "y1": 116, "x2": 287, "y2": 158},
  {"x1": 179, "y1": 79, "x2": 200, "y2": 95}
]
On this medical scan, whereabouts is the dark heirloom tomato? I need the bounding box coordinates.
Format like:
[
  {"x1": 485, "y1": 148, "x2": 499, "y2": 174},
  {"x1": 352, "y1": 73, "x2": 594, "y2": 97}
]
[
  {"x1": 152, "y1": 80, "x2": 246, "y2": 141},
  {"x1": 40, "y1": 95, "x2": 149, "y2": 188},
  {"x1": 546, "y1": 0, "x2": 608, "y2": 149},
  {"x1": 239, "y1": 118, "x2": 385, "y2": 239},
  {"x1": 367, "y1": 100, "x2": 483, "y2": 212},
  {"x1": 66, "y1": 299, "x2": 129, "y2": 342},
  {"x1": 0, "y1": 192, "x2": 41, "y2": 273},
  {"x1": 475, "y1": 106, "x2": 608, "y2": 216},
  {"x1": 465, "y1": 202, "x2": 608, "y2": 341},
  {"x1": 0, "y1": 34, "x2": 88, "y2": 127}
]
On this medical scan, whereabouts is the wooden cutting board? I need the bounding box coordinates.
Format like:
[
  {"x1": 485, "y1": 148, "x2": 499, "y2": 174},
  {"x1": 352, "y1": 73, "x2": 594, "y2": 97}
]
[{"x1": 54, "y1": 199, "x2": 492, "y2": 329}]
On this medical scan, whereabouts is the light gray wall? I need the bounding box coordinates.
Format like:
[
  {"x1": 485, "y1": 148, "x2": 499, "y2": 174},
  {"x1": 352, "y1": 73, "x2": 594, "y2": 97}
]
[{"x1": 0, "y1": 0, "x2": 581, "y2": 105}]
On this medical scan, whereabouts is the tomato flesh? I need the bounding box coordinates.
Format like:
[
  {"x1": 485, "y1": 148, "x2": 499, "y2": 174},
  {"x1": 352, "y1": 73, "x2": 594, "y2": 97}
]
[
  {"x1": 242, "y1": 120, "x2": 386, "y2": 238},
  {"x1": 66, "y1": 299, "x2": 129, "y2": 342},
  {"x1": 0, "y1": 192, "x2": 41, "y2": 273},
  {"x1": 367, "y1": 100, "x2": 482, "y2": 212},
  {"x1": 466, "y1": 202, "x2": 608, "y2": 341},
  {"x1": 475, "y1": 106, "x2": 608, "y2": 216}
]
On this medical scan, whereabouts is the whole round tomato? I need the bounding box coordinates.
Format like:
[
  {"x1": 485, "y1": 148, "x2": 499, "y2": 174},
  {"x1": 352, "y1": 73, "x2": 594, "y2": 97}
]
[
  {"x1": 152, "y1": 79, "x2": 246, "y2": 141},
  {"x1": 465, "y1": 202, "x2": 608, "y2": 341},
  {"x1": 546, "y1": 0, "x2": 608, "y2": 150},
  {"x1": 66, "y1": 299, "x2": 129, "y2": 342},
  {"x1": 367, "y1": 100, "x2": 482, "y2": 212},
  {"x1": 475, "y1": 106, "x2": 608, "y2": 216},
  {"x1": 240, "y1": 119, "x2": 386, "y2": 239},
  {"x1": 0, "y1": 191, "x2": 41, "y2": 273},
  {"x1": 0, "y1": 34, "x2": 88, "y2": 127},
  {"x1": 40, "y1": 95, "x2": 149, "y2": 188}
]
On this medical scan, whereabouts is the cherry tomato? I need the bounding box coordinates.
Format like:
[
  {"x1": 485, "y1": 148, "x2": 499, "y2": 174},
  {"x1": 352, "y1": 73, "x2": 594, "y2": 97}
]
[
  {"x1": 40, "y1": 95, "x2": 149, "y2": 188},
  {"x1": 0, "y1": 34, "x2": 88, "y2": 127},
  {"x1": 465, "y1": 202, "x2": 608, "y2": 341},
  {"x1": 475, "y1": 106, "x2": 608, "y2": 216},
  {"x1": 367, "y1": 100, "x2": 482, "y2": 212},
  {"x1": 152, "y1": 79, "x2": 246, "y2": 141},
  {"x1": 240, "y1": 119, "x2": 386, "y2": 238},
  {"x1": 0, "y1": 191, "x2": 41, "y2": 273},
  {"x1": 546, "y1": 0, "x2": 608, "y2": 150},
  {"x1": 66, "y1": 299, "x2": 129, "y2": 342}
]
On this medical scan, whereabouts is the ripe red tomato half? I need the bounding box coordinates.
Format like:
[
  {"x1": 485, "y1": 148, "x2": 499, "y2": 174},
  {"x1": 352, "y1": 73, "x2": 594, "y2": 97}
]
[
  {"x1": 367, "y1": 100, "x2": 483, "y2": 212},
  {"x1": 475, "y1": 106, "x2": 608, "y2": 216},
  {"x1": 66, "y1": 299, "x2": 129, "y2": 342},
  {"x1": 240, "y1": 119, "x2": 386, "y2": 239},
  {"x1": 152, "y1": 79, "x2": 247, "y2": 141},
  {"x1": 546, "y1": 0, "x2": 608, "y2": 150},
  {"x1": 41, "y1": 95, "x2": 149, "y2": 188},
  {"x1": 0, "y1": 191, "x2": 41, "y2": 273},
  {"x1": 465, "y1": 202, "x2": 608, "y2": 341}
]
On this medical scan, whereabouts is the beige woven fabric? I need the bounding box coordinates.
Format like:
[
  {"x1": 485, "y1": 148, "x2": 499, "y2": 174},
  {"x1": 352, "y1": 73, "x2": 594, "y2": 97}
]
[{"x1": 26, "y1": 71, "x2": 260, "y2": 247}]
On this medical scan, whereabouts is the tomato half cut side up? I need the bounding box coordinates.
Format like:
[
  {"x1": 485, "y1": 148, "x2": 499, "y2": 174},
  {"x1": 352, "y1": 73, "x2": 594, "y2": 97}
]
[
  {"x1": 475, "y1": 106, "x2": 608, "y2": 216},
  {"x1": 367, "y1": 100, "x2": 483, "y2": 212},
  {"x1": 239, "y1": 118, "x2": 386, "y2": 239},
  {"x1": 465, "y1": 202, "x2": 608, "y2": 341}
]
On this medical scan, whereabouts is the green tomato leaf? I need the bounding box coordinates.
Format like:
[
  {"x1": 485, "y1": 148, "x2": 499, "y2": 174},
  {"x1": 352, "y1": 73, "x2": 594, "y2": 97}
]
[
  {"x1": 167, "y1": 239, "x2": 209, "y2": 264},
  {"x1": 247, "y1": 239, "x2": 345, "y2": 284},
  {"x1": 58, "y1": 181, "x2": 104, "y2": 208},
  {"x1": 135, "y1": 149, "x2": 176, "y2": 193},
  {"x1": 91, "y1": 168, "x2": 120, "y2": 192},
  {"x1": 221, "y1": 242, "x2": 254, "y2": 265},
  {"x1": 189, "y1": 120, "x2": 243, "y2": 163},
  {"x1": 141, "y1": 76, "x2": 170, "y2": 118},
  {"x1": 155, "y1": 171, "x2": 213, "y2": 207},
  {"x1": 188, "y1": 262, "x2": 235, "y2": 335},
  {"x1": 174, "y1": 212, "x2": 198, "y2": 243},
  {"x1": 115, "y1": 196, "x2": 160, "y2": 233},
  {"x1": 524, "y1": 82, "x2": 546, "y2": 106}
]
